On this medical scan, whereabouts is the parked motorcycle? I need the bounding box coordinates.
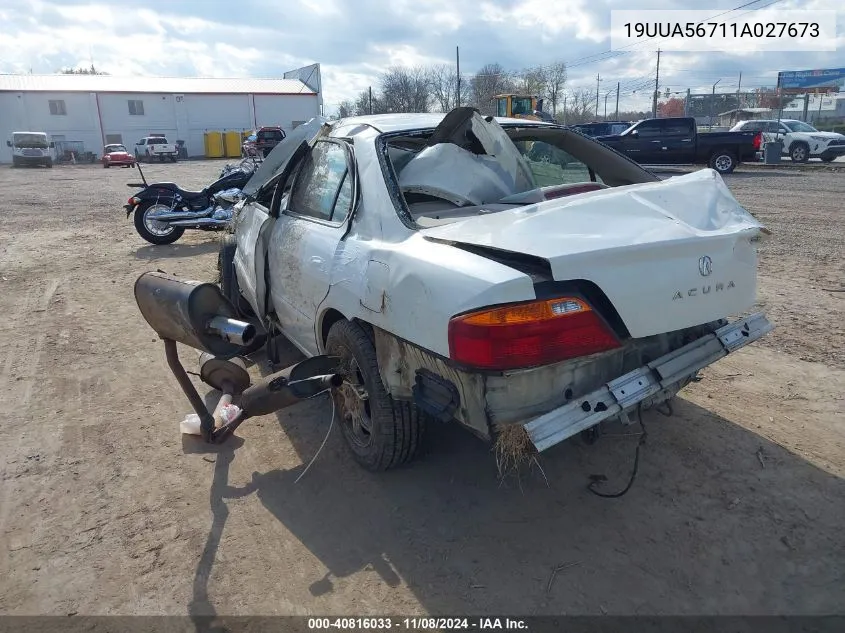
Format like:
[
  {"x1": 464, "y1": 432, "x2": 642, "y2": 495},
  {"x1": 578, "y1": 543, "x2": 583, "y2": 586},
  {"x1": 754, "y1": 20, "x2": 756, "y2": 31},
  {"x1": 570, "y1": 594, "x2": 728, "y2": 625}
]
[{"x1": 124, "y1": 158, "x2": 259, "y2": 245}]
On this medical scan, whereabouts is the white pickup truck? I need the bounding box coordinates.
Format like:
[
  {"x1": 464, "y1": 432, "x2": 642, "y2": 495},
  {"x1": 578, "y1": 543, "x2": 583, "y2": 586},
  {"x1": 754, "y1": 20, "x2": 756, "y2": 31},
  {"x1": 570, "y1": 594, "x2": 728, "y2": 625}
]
[
  {"x1": 7, "y1": 131, "x2": 55, "y2": 167},
  {"x1": 134, "y1": 136, "x2": 178, "y2": 163}
]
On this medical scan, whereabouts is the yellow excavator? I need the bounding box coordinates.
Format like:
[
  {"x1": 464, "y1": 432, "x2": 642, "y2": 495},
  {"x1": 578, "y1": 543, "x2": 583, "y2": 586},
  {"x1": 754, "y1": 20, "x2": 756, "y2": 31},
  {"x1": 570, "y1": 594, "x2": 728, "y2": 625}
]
[{"x1": 494, "y1": 94, "x2": 556, "y2": 122}]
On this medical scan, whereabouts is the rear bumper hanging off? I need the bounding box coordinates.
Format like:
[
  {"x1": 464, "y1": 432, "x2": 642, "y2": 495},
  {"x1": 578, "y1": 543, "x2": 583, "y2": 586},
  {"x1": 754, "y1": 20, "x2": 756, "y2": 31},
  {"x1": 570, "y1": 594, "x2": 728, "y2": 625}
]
[{"x1": 523, "y1": 312, "x2": 773, "y2": 452}]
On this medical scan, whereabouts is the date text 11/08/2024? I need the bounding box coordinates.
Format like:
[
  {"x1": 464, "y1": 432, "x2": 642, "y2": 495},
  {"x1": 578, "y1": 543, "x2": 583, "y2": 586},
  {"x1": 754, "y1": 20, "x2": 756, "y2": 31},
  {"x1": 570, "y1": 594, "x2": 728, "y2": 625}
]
[{"x1": 307, "y1": 618, "x2": 529, "y2": 630}]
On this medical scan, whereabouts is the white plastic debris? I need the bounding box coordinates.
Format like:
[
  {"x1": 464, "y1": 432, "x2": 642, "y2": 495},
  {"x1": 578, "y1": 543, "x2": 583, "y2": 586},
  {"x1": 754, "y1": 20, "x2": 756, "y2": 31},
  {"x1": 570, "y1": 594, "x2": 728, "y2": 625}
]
[
  {"x1": 219, "y1": 404, "x2": 242, "y2": 424},
  {"x1": 180, "y1": 413, "x2": 202, "y2": 436}
]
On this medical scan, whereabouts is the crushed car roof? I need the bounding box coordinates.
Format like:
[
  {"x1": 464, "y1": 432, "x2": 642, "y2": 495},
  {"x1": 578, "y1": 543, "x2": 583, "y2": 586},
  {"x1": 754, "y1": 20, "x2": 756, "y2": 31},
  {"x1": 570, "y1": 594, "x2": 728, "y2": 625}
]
[{"x1": 333, "y1": 112, "x2": 554, "y2": 133}]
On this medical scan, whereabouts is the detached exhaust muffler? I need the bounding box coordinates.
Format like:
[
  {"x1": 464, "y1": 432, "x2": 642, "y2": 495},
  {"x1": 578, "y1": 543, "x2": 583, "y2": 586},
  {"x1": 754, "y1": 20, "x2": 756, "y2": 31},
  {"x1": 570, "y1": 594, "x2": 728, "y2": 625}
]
[{"x1": 134, "y1": 271, "x2": 341, "y2": 443}]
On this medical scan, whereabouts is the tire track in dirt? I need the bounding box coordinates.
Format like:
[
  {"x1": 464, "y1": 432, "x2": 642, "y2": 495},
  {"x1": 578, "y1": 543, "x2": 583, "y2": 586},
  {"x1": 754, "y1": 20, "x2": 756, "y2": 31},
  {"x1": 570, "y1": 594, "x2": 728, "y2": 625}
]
[{"x1": 0, "y1": 276, "x2": 61, "y2": 538}]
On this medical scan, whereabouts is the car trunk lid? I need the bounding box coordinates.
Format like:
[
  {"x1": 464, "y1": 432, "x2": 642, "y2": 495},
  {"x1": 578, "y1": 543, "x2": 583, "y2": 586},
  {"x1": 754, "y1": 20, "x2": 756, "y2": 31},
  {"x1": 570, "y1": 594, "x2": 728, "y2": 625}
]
[{"x1": 421, "y1": 168, "x2": 767, "y2": 339}]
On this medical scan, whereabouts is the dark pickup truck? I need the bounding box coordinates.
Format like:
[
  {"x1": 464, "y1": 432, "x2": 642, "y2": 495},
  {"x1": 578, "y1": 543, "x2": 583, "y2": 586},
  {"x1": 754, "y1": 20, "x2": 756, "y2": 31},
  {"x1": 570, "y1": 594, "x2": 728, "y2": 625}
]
[{"x1": 595, "y1": 117, "x2": 761, "y2": 174}]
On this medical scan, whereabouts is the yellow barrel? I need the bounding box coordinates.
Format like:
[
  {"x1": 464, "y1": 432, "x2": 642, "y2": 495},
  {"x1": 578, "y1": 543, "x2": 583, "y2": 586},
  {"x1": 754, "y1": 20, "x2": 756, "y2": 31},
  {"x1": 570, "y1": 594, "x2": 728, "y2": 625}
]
[
  {"x1": 203, "y1": 131, "x2": 224, "y2": 158},
  {"x1": 224, "y1": 131, "x2": 242, "y2": 158}
]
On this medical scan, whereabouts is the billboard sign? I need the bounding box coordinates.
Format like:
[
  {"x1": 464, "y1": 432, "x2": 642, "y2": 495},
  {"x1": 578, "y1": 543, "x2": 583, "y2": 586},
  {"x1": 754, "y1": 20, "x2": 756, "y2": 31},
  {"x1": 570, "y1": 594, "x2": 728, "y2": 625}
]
[{"x1": 777, "y1": 68, "x2": 845, "y2": 94}]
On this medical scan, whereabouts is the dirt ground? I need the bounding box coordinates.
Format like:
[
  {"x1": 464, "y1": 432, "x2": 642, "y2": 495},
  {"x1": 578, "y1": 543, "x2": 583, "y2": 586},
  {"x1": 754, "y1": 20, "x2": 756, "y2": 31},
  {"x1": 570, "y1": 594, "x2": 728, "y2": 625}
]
[{"x1": 0, "y1": 159, "x2": 842, "y2": 617}]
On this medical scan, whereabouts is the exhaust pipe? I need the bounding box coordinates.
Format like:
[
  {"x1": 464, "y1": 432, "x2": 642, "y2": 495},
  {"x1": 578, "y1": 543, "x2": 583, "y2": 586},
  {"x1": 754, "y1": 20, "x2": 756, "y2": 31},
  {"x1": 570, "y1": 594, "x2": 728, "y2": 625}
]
[
  {"x1": 151, "y1": 208, "x2": 214, "y2": 222},
  {"x1": 207, "y1": 316, "x2": 255, "y2": 347},
  {"x1": 135, "y1": 271, "x2": 343, "y2": 444},
  {"x1": 168, "y1": 218, "x2": 229, "y2": 228},
  {"x1": 135, "y1": 271, "x2": 255, "y2": 357},
  {"x1": 239, "y1": 356, "x2": 343, "y2": 417}
]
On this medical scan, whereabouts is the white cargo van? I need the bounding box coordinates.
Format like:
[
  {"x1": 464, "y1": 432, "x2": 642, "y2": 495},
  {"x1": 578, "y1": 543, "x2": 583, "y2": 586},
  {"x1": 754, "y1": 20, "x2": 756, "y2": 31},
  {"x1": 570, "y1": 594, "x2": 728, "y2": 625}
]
[{"x1": 7, "y1": 131, "x2": 55, "y2": 167}]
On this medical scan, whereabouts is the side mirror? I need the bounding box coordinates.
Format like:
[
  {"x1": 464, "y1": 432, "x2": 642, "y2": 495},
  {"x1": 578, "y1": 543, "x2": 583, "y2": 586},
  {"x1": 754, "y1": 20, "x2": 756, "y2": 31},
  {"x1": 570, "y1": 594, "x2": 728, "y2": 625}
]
[
  {"x1": 49, "y1": 141, "x2": 55, "y2": 148},
  {"x1": 629, "y1": 130, "x2": 639, "y2": 137}
]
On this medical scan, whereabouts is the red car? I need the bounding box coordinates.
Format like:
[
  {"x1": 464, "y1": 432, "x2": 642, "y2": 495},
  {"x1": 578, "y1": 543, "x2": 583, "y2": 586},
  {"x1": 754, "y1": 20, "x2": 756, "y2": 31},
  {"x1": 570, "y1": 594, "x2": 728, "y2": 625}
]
[
  {"x1": 241, "y1": 127, "x2": 285, "y2": 158},
  {"x1": 102, "y1": 144, "x2": 136, "y2": 168}
]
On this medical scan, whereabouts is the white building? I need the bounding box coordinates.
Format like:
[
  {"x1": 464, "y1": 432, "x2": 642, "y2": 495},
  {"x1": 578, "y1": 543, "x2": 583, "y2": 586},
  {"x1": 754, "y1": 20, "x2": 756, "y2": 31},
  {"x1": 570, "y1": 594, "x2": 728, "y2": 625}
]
[
  {"x1": 0, "y1": 64, "x2": 323, "y2": 162},
  {"x1": 781, "y1": 93, "x2": 845, "y2": 123}
]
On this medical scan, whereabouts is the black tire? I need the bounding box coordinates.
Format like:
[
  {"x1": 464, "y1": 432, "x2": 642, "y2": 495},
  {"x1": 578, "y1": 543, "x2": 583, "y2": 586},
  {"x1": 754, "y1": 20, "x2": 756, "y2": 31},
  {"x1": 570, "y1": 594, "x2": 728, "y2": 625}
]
[
  {"x1": 790, "y1": 142, "x2": 810, "y2": 163},
  {"x1": 709, "y1": 150, "x2": 737, "y2": 174},
  {"x1": 144, "y1": 149, "x2": 151, "y2": 163},
  {"x1": 45, "y1": 159, "x2": 52, "y2": 168},
  {"x1": 326, "y1": 320, "x2": 425, "y2": 471},
  {"x1": 217, "y1": 236, "x2": 250, "y2": 315},
  {"x1": 170, "y1": 155, "x2": 177, "y2": 163},
  {"x1": 216, "y1": 236, "x2": 264, "y2": 353},
  {"x1": 103, "y1": 162, "x2": 109, "y2": 168},
  {"x1": 821, "y1": 156, "x2": 835, "y2": 163},
  {"x1": 12, "y1": 157, "x2": 19, "y2": 168},
  {"x1": 133, "y1": 200, "x2": 184, "y2": 245}
]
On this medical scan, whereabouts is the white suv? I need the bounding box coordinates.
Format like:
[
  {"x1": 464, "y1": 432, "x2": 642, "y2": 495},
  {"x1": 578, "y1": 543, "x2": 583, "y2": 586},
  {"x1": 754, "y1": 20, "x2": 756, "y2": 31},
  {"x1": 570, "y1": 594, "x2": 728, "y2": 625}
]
[{"x1": 730, "y1": 119, "x2": 845, "y2": 163}]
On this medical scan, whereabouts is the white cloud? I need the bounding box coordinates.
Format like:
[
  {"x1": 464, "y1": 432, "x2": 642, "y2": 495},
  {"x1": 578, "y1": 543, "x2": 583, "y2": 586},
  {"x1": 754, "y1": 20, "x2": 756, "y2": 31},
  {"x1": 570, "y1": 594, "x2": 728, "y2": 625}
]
[{"x1": 1, "y1": 0, "x2": 843, "y2": 115}]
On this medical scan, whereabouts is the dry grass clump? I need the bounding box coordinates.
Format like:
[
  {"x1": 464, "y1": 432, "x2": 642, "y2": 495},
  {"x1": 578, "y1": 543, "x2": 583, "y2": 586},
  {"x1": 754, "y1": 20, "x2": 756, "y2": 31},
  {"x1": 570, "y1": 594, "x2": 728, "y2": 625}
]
[{"x1": 493, "y1": 424, "x2": 548, "y2": 487}]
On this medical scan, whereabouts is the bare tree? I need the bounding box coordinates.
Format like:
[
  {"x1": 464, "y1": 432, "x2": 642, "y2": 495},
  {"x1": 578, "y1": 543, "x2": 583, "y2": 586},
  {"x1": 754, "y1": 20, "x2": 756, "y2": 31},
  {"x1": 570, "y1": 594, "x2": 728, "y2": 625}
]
[
  {"x1": 352, "y1": 88, "x2": 386, "y2": 115},
  {"x1": 428, "y1": 64, "x2": 460, "y2": 113},
  {"x1": 59, "y1": 64, "x2": 108, "y2": 75},
  {"x1": 379, "y1": 66, "x2": 430, "y2": 113},
  {"x1": 337, "y1": 100, "x2": 355, "y2": 118},
  {"x1": 516, "y1": 66, "x2": 548, "y2": 100},
  {"x1": 470, "y1": 62, "x2": 515, "y2": 116},
  {"x1": 563, "y1": 88, "x2": 597, "y2": 124},
  {"x1": 544, "y1": 61, "x2": 567, "y2": 116}
]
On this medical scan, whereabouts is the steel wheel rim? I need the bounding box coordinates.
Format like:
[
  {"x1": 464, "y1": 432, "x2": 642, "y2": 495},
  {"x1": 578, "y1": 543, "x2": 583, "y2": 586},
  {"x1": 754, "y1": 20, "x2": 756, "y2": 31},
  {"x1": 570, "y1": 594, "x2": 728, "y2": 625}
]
[
  {"x1": 144, "y1": 204, "x2": 176, "y2": 236},
  {"x1": 793, "y1": 147, "x2": 806, "y2": 161},
  {"x1": 333, "y1": 347, "x2": 373, "y2": 449},
  {"x1": 715, "y1": 155, "x2": 732, "y2": 172}
]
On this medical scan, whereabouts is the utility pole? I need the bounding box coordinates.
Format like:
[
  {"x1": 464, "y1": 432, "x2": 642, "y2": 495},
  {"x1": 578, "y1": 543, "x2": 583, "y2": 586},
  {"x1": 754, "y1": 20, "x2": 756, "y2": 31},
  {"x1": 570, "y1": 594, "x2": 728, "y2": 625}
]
[
  {"x1": 563, "y1": 94, "x2": 567, "y2": 125},
  {"x1": 684, "y1": 88, "x2": 691, "y2": 116},
  {"x1": 709, "y1": 79, "x2": 721, "y2": 130},
  {"x1": 615, "y1": 81, "x2": 620, "y2": 120},
  {"x1": 369, "y1": 86, "x2": 373, "y2": 114},
  {"x1": 595, "y1": 73, "x2": 601, "y2": 117},
  {"x1": 652, "y1": 48, "x2": 661, "y2": 118},
  {"x1": 456, "y1": 46, "x2": 461, "y2": 107}
]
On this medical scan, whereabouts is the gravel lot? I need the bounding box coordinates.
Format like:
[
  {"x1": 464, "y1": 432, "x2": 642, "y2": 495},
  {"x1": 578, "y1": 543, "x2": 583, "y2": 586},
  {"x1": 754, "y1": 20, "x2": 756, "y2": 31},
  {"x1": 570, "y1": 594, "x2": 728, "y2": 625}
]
[{"x1": 0, "y1": 159, "x2": 843, "y2": 616}]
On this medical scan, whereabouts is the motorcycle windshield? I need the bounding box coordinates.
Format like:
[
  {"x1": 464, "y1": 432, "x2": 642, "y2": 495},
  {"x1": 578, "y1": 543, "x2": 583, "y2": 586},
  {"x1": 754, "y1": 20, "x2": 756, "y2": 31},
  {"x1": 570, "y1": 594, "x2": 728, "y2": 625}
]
[{"x1": 241, "y1": 118, "x2": 328, "y2": 198}]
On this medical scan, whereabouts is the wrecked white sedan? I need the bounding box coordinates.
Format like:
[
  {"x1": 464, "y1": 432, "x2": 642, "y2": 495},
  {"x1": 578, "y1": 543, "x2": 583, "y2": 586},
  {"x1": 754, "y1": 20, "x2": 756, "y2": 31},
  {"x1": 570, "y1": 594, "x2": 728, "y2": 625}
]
[{"x1": 221, "y1": 107, "x2": 772, "y2": 471}]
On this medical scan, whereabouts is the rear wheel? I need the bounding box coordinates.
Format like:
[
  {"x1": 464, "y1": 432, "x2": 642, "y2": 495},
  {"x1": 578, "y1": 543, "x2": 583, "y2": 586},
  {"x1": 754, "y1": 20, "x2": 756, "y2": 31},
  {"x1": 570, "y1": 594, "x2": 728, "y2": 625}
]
[
  {"x1": 12, "y1": 157, "x2": 20, "y2": 168},
  {"x1": 709, "y1": 150, "x2": 737, "y2": 174},
  {"x1": 821, "y1": 156, "x2": 835, "y2": 163},
  {"x1": 133, "y1": 201, "x2": 184, "y2": 245},
  {"x1": 103, "y1": 162, "x2": 109, "y2": 168},
  {"x1": 45, "y1": 159, "x2": 52, "y2": 168},
  {"x1": 326, "y1": 320, "x2": 425, "y2": 471}
]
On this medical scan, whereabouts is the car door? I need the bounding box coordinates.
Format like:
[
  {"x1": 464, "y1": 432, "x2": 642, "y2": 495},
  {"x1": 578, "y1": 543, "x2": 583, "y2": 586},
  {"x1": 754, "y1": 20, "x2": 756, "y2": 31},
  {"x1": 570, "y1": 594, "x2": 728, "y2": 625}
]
[
  {"x1": 660, "y1": 118, "x2": 696, "y2": 163},
  {"x1": 267, "y1": 139, "x2": 357, "y2": 356},
  {"x1": 618, "y1": 120, "x2": 663, "y2": 163},
  {"x1": 233, "y1": 118, "x2": 327, "y2": 321}
]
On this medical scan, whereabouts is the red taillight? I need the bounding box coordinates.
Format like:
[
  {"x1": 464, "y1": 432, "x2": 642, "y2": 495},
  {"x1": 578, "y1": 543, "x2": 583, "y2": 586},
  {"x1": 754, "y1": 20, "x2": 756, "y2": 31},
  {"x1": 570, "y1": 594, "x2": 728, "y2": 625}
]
[
  {"x1": 753, "y1": 132, "x2": 762, "y2": 150},
  {"x1": 128, "y1": 196, "x2": 138, "y2": 205},
  {"x1": 448, "y1": 297, "x2": 620, "y2": 371}
]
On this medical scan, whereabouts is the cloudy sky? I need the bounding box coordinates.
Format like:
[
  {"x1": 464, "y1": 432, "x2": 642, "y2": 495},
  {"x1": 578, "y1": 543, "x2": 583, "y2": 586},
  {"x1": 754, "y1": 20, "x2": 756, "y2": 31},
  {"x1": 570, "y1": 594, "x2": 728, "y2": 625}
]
[{"x1": 0, "y1": 0, "x2": 841, "y2": 114}]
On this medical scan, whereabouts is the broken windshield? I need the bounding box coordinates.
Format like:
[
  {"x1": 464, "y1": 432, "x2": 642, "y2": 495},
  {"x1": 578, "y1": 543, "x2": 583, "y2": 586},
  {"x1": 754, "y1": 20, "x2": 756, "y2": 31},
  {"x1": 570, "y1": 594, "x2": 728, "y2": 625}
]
[{"x1": 13, "y1": 133, "x2": 48, "y2": 148}]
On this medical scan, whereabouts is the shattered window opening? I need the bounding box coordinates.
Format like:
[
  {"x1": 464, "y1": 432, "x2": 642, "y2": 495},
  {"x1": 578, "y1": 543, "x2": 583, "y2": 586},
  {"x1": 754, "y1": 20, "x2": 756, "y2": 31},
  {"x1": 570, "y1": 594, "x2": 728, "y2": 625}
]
[
  {"x1": 287, "y1": 140, "x2": 351, "y2": 223},
  {"x1": 381, "y1": 119, "x2": 657, "y2": 228}
]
